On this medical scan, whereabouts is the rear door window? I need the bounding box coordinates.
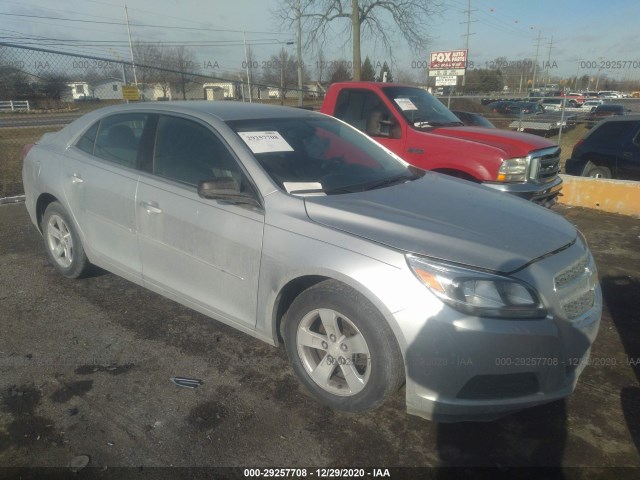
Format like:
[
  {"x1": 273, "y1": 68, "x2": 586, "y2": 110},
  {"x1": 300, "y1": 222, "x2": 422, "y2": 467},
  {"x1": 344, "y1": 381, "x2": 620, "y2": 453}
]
[{"x1": 93, "y1": 113, "x2": 150, "y2": 168}]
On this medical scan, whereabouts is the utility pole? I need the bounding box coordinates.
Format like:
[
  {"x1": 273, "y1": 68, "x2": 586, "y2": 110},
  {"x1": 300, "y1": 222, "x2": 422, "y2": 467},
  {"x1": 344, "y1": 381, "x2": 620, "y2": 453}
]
[
  {"x1": 545, "y1": 35, "x2": 554, "y2": 88},
  {"x1": 243, "y1": 31, "x2": 252, "y2": 103},
  {"x1": 296, "y1": 0, "x2": 303, "y2": 106},
  {"x1": 460, "y1": 0, "x2": 476, "y2": 93},
  {"x1": 531, "y1": 31, "x2": 543, "y2": 92},
  {"x1": 124, "y1": 5, "x2": 138, "y2": 86},
  {"x1": 280, "y1": 48, "x2": 285, "y2": 106}
]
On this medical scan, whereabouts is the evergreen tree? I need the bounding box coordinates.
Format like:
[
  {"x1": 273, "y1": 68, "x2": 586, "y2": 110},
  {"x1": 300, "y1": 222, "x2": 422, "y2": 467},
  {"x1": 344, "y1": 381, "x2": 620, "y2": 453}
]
[{"x1": 361, "y1": 56, "x2": 376, "y2": 81}]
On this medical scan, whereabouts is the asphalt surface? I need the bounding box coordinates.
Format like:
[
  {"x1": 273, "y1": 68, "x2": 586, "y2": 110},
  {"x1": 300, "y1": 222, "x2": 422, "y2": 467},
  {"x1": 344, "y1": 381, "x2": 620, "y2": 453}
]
[{"x1": 0, "y1": 202, "x2": 639, "y2": 476}]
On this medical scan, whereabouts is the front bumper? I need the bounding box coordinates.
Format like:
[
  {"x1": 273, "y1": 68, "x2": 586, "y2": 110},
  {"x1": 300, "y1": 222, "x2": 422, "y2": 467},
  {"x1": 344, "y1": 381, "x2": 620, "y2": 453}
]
[
  {"x1": 483, "y1": 175, "x2": 563, "y2": 208},
  {"x1": 395, "y1": 241, "x2": 601, "y2": 422}
]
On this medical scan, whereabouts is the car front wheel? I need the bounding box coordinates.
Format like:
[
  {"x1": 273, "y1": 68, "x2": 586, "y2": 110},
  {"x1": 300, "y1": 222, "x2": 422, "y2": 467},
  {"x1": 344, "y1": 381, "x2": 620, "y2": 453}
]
[
  {"x1": 42, "y1": 202, "x2": 90, "y2": 278},
  {"x1": 283, "y1": 280, "x2": 404, "y2": 412}
]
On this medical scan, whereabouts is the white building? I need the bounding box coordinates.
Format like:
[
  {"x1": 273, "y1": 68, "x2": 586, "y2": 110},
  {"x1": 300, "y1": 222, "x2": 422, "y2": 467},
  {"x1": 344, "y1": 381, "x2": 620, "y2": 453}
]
[{"x1": 67, "y1": 80, "x2": 125, "y2": 100}]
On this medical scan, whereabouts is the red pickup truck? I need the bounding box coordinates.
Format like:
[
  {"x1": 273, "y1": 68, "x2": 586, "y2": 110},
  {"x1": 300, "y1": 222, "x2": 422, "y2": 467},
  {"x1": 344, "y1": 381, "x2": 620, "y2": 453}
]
[{"x1": 320, "y1": 82, "x2": 563, "y2": 207}]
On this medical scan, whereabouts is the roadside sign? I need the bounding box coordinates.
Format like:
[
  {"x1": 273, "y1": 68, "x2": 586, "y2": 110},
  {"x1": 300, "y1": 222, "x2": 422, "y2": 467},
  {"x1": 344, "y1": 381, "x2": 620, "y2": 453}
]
[
  {"x1": 429, "y1": 69, "x2": 465, "y2": 77},
  {"x1": 122, "y1": 85, "x2": 140, "y2": 101},
  {"x1": 435, "y1": 76, "x2": 458, "y2": 86},
  {"x1": 429, "y1": 50, "x2": 467, "y2": 70}
]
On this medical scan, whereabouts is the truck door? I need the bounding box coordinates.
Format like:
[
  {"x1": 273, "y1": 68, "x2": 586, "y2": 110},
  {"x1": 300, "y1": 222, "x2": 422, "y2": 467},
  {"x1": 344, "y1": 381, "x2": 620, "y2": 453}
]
[{"x1": 332, "y1": 89, "x2": 404, "y2": 154}]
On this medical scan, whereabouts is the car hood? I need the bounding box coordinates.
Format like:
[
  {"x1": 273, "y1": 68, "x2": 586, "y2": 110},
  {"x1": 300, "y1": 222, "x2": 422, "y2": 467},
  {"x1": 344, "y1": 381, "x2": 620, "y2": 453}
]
[
  {"x1": 430, "y1": 126, "x2": 556, "y2": 157},
  {"x1": 303, "y1": 173, "x2": 575, "y2": 273}
]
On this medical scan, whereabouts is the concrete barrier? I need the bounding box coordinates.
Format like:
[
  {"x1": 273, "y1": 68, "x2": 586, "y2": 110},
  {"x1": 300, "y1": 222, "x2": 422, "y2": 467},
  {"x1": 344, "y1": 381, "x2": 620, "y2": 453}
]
[{"x1": 559, "y1": 174, "x2": 640, "y2": 217}]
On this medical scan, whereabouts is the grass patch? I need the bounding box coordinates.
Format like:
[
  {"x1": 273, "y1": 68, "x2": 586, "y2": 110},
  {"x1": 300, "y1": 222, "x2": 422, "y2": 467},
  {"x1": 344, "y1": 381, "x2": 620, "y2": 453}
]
[{"x1": 0, "y1": 126, "x2": 61, "y2": 197}]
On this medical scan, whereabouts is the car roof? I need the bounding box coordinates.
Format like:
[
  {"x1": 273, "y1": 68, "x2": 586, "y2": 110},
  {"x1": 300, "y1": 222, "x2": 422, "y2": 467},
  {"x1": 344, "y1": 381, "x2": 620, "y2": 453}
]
[
  {"x1": 594, "y1": 114, "x2": 640, "y2": 122},
  {"x1": 77, "y1": 100, "x2": 318, "y2": 122}
]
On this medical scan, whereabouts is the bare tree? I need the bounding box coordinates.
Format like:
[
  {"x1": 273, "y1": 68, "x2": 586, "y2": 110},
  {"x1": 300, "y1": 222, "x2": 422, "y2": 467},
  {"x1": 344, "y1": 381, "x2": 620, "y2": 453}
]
[
  {"x1": 132, "y1": 41, "x2": 165, "y2": 90},
  {"x1": 315, "y1": 46, "x2": 327, "y2": 84},
  {"x1": 275, "y1": 0, "x2": 442, "y2": 80},
  {"x1": 327, "y1": 59, "x2": 352, "y2": 83},
  {"x1": 166, "y1": 46, "x2": 201, "y2": 100},
  {"x1": 262, "y1": 48, "x2": 309, "y2": 104}
]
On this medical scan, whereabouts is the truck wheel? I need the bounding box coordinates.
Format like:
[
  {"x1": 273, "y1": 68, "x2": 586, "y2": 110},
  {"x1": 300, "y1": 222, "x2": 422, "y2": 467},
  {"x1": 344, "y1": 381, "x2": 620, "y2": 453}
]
[
  {"x1": 283, "y1": 280, "x2": 404, "y2": 412},
  {"x1": 42, "y1": 202, "x2": 91, "y2": 279},
  {"x1": 585, "y1": 164, "x2": 611, "y2": 179}
]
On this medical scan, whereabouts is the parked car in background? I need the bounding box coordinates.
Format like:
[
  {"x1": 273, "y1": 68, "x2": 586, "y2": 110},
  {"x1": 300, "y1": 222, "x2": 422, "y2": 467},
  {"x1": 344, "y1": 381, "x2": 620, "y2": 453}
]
[
  {"x1": 565, "y1": 115, "x2": 640, "y2": 180},
  {"x1": 450, "y1": 110, "x2": 496, "y2": 128},
  {"x1": 22, "y1": 101, "x2": 601, "y2": 422},
  {"x1": 321, "y1": 83, "x2": 563, "y2": 207},
  {"x1": 585, "y1": 104, "x2": 629, "y2": 128},
  {"x1": 581, "y1": 100, "x2": 604, "y2": 110},
  {"x1": 541, "y1": 98, "x2": 578, "y2": 111},
  {"x1": 598, "y1": 91, "x2": 622, "y2": 99},
  {"x1": 506, "y1": 101, "x2": 544, "y2": 116},
  {"x1": 565, "y1": 93, "x2": 586, "y2": 105},
  {"x1": 485, "y1": 100, "x2": 513, "y2": 114},
  {"x1": 631, "y1": 91, "x2": 640, "y2": 98}
]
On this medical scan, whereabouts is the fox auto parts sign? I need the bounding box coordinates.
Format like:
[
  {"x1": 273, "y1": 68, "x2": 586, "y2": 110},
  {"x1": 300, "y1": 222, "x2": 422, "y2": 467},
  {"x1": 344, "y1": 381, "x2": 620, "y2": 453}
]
[{"x1": 429, "y1": 50, "x2": 468, "y2": 70}]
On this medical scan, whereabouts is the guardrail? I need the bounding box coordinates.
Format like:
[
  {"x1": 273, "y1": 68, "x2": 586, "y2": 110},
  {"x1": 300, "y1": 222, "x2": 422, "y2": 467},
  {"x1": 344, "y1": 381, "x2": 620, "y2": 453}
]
[
  {"x1": 559, "y1": 174, "x2": 640, "y2": 217},
  {"x1": 0, "y1": 100, "x2": 30, "y2": 112}
]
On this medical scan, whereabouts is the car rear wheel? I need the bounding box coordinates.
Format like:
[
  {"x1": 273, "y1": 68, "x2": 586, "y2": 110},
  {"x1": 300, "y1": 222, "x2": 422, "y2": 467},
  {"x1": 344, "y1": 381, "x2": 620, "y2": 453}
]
[
  {"x1": 283, "y1": 280, "x2": 404, "y2": 412},
  {"x1": 42, "y1": 202, "x2": 90, "y2": 278},
  {"x1": 585, "y1": 164, "x2": 612, "y2": 179}
]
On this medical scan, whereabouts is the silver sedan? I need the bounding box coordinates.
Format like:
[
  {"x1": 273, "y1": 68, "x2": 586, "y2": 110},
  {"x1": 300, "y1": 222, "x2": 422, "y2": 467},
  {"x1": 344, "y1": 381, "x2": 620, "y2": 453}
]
[{"x1": 22, "y1": 101, "x2": 601, "y2": 421}]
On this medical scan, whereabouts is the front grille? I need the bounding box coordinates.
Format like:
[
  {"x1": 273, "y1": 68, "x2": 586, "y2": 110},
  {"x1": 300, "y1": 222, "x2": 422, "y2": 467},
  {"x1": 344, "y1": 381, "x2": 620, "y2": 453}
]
[
  {"x1": 530, "y1": 147, "x2": 561, "y2": 183},
  {"x1": 555, "y1": 255, "x2": 589, "y2": 289},
  {"x1": 555, "y1": 254, "x2": 595, "y2": 320}
]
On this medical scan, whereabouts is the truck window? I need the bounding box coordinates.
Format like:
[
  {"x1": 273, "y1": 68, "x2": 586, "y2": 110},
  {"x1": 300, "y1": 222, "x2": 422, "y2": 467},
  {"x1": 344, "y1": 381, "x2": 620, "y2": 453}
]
[{"x1": 334, "y1": 89, "x2": 399, "y2": 138}]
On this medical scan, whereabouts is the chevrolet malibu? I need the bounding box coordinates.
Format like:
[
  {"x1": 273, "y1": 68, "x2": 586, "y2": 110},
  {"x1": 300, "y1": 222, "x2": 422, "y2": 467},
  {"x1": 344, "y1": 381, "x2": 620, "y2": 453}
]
[{"x1": 22, "y1": 102, "x2": 601, "y2": 422}]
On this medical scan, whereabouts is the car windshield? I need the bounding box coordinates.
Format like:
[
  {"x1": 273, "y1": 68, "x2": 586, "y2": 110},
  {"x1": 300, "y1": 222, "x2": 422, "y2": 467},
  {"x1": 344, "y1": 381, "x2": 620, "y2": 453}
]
[
  {"x1": 381, "y1": 86, "x2": 462, "y2": 128},
  {"x1": 227, "y1": 116, "x2": 422, "y2": 195}
]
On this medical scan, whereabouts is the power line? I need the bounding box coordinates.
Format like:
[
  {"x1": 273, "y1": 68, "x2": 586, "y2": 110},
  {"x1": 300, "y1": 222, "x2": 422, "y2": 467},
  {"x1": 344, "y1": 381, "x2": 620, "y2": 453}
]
[{"x1": 0, "y1": 12, "x2": 292, "y2": 36}]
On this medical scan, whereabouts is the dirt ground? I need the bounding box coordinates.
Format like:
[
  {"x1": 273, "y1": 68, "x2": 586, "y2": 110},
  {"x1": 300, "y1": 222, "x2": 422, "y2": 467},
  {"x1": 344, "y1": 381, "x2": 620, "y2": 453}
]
[{"x1": 0, "y1": 201, "x2": 639, "y2": 476}]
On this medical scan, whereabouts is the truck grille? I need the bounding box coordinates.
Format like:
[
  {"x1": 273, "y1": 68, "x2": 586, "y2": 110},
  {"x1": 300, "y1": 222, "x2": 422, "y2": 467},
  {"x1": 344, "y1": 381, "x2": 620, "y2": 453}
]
[
  {"x1": 554, "y1": 254, "x2": 595, "y2": 320},
  {"x1": 530, "y1": 147, "x2": 561, "y2": 183}
]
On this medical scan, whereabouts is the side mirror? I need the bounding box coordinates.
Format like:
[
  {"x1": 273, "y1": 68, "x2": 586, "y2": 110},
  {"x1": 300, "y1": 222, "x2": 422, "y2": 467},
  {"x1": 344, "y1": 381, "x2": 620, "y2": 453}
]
[{"x1": 197, "y1": 177, "x2": 261, "y2": 208}]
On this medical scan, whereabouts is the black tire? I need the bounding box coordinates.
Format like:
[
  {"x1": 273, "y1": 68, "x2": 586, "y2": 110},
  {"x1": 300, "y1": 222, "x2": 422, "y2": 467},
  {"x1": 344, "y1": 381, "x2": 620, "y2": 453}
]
[
  {"x1": 283, "y1": 279, "x2": 404, "y2": 412},
  {"x1": 584, "y1": 164, "x2": 612, "y2": 179},
  {"x1": 41, "y1": 202, "x2": 91, "y2": 279}
]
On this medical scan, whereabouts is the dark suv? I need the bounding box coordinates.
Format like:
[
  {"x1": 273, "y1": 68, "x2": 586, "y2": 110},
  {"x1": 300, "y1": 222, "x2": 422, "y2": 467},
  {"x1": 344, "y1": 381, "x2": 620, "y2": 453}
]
[
  {"x1": 584, "y1": 104, "x2": 628, "y2": 128},
  {"x1": 565, "y1": 115, "x2": 640, "y2": 180}
]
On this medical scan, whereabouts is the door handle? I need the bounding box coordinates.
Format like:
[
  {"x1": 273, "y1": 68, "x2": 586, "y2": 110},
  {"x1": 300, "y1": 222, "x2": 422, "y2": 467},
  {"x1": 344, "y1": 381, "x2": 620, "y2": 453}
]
[
  {"x1": 140, "y1": 201, "x2": 162, "y2": 214},
  {"x1": 70, "y1": 173, "x2": 83, "y2": 184},
  {"x1": 621, "y1": 152, "x2": 633, "y2": 158}
]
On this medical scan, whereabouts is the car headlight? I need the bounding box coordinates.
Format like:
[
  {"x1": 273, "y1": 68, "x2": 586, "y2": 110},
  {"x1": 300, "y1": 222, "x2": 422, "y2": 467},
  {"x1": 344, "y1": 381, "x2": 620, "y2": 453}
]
[
  {"x1": 406, "y1": 255, "x2": 546, "y2": 319},
  {"x1": 497, "y1": 157, "x2": 528, "y2": 182}
]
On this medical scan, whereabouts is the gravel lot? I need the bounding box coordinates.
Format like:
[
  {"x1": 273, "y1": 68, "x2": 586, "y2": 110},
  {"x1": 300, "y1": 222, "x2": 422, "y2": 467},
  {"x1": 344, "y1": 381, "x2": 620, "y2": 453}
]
[{"x1": 0, "y1": 201, "x2": 639, "y2": 476}]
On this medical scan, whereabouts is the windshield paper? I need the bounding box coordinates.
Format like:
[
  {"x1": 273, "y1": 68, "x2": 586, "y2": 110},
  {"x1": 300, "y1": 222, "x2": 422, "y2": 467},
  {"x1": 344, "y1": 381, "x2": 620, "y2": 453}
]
[
  {"x1": 238, "y1": 131, "x2": 294, "y2": 154},
  {"x1": 394, "y1": 98, "x2": 418, "y2": 111}
]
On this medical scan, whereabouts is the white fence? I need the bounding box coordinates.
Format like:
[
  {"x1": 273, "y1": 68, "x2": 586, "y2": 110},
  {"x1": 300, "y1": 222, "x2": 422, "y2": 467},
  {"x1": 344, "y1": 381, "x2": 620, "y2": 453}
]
[{"x1": 0, "y1": 100, "x2": 30, "y2": 112}]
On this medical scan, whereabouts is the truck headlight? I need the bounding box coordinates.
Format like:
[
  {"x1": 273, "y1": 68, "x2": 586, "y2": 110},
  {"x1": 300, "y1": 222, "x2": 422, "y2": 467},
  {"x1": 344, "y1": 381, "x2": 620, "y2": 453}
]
[
  {"x1": 407, "y1": 255, "x2": 546, "y2": 319},
  {"x1": 497, "y1": 157, "x2": 528, "y2": 182}
]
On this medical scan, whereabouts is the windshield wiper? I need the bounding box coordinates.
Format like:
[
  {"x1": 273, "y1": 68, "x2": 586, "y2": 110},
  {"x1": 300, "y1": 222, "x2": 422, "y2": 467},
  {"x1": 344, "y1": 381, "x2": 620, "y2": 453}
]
[
  {"x1": 359, "y1": 173, "x2": 419, "y2": 191},
  {"x1": 288, "y1": 186, "x2": 355, "y2": 195}
]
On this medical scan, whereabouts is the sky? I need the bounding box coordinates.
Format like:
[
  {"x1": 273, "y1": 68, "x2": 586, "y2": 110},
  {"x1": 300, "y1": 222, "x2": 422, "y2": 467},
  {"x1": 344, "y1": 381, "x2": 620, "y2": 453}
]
[{"x1": 1, "y1": 0, "x2": 639, "y2": 86}]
